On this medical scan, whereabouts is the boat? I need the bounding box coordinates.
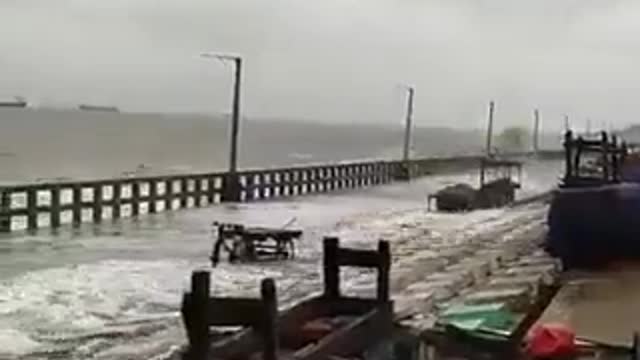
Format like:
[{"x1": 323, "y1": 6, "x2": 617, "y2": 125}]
[
  {"x1": 428, "y1": 158, "x2": 522, "y2": 212},
  {"x1": 0, "y1": 96, "x2": 27, "y2": 108},
  {"x1": 545, "y1": 130, "x2": 640, "y2": 268},
  {"x1": 182, "y1": 237, "x2": 394, "y2": 360},
  {"x1": 78, "y1": 104, "x2": 120, "y2": 112}
]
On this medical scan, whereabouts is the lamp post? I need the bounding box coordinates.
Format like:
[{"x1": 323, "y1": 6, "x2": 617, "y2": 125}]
[
  {"x1": 485, "y1": 101, "x2": 495, "y2": 157},
  {"x1": 201, "y1": 52, "x2": 243, "y2": 201},
  {"x1": 394, "y1": 85, "x2": 415, "y2": 181},
  {"x1": 403, "y1": 86, "x2": 415, "y2": 162},
  {"x1": 533, "y1": 109, "x2": 540, "y2": 154}
]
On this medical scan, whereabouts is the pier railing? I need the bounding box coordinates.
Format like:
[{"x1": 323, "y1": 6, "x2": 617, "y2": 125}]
[{"x1": 0, "y1": 152, "x2": 560, "y2": 232}]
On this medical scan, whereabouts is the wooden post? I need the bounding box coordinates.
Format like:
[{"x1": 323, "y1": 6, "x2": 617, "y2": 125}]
[
  {"x1": 72, "y1": 184, "x2": 82, "y2": 226},
  {"x1": 0, "y1": 189, "x2": 11, "y2": 233},
  {"x1": 148, "y1": 180, "x2": 157, "y2": 214},
  {"x1": 50, "y1": 186, "x2": 61, "y2": 229},
  {"x1": 323, "y1": 237, "x2": 340, "y2": 299},
  {"x1": 191, "y1": 270, "x2": 210, "y2": 360},
  {"x1": 261, "y1": 278, "x2": 279, "y2": 360},
  {"x1": 112, "y1": 182, "x2": 122, "y2": 220},
  {"x1": 26, "y1": 188, "x2": 37, "y2": 230},
  {"x1": 131, "y1": 182, "x2": 140, "y2": 217},
  {"x1": 93, "y1": 184, "x2": 103, "y2": 223},
  {"x1": 377, "y1": 240, "x2": 391, "y2": 302}
]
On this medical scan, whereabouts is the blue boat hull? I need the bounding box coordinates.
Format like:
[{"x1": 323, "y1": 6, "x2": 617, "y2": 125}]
[{"x1": 546, "y1": 183, "x2": 640, "y2": 268}]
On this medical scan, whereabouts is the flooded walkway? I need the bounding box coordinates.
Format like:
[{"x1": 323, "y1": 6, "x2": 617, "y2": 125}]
[{"x1": 0, "y1": 160, "x2": 561, "y2": 360}]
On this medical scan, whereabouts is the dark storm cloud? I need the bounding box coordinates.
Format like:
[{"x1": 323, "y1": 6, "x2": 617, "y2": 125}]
[{"x1": 1, "y1": 0, "x2": 639, "y2": 130}]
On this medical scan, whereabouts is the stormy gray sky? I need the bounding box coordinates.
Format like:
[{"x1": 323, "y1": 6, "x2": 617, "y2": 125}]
[{"x1": 1, "y1": 0, "x2": 640, "y2": 130}]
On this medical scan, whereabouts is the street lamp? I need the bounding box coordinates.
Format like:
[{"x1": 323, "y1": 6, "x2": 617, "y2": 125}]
[
  {"x1": 486, "y1": 100, "x2": 495, "y2": 157},
  {"x1": 201, "y1": 52, "x2": 243, "y2": 201},
  {"x1": 402, "y1": 85, "x2": 415, "y2": 163}
]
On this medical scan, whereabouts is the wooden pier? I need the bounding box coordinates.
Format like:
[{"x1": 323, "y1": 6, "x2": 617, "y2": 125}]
[
  {"x1": 0, "y1": 156, "x2": 482, "y2": 232},
  {"x1": 0, "y1": 152, "x2": 562, "y2": 233}
]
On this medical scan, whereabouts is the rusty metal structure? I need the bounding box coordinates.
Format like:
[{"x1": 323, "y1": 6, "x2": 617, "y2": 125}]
[
  {"x1": 428, "y1": 158, "x2": 522, "y2": 212},
  {"x1": 562, "y1": 130, "x2": 628, "y2": 188},
  {"x1": 210, "y1": 222, "x2": 302, "y2": 266},
  {"x1": 181, "y1": 237, "x2": 393, "y2": 360}
]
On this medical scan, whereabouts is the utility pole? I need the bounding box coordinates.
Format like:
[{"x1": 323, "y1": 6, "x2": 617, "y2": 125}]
[
  {"x1": 564, "y1": 114, "x2": 570, "y2": 132},
  {"x1": 201, "y1": 52, "x2": 243, "y2": 201},
  {"x1": 533, "y1": 109, "x2": 540, "y2": 154},
  {"x1": 403, "y1": 86, "x2": 415, "y2": 162},
  {"x1": 486, "y1": 101, "x2": 495, "y2": 157}
]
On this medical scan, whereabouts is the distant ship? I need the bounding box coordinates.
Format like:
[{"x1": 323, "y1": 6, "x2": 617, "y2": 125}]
[
  {"x1": 0, "y1": 96, "x2": 28, "y2": 108},
  {"x1": 78, "y1": 104, "x2": 120, "y2": 112}
]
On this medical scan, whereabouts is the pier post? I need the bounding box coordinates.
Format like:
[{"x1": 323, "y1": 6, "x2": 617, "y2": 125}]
[
  {"x1": 50, "y1": 185, "x2": 61, "y2": 229},
  {"x1": 377, "y1": 240, "x2": 391, "y2": 302},
  {"x1": 92, "y1": 184, "x2": 103, "y2": 223},
  {"x1": 261, "y1": 278, "x2": 279, "y2": 360},
  {"x1": 148, "y1": 181, "x2": 157, "y2": 214},
  {"x1": 131, "y1": 182, "x2": 140, "y2": 217},
  {"x1": 0, "y1": 189, "x2": 10, "y2": 233},
  {"x1": 72, "y1": 184, "x2": 82, "y2": 226},
  {"x1": 112, "y1": 183, "x2": 122, "y2": 220},
  {"x1": 26, "y1": 188, "x2": 37, "y2": 230},
  {"x1": 191, "y1": 270, "x2": 210, "y2": 360},
  {"x1": 323, "y1": 237, "x2": 340, "y2": 299},
  {"x1": 221, "y1": 172, "x2": 241, "y2": 202}
]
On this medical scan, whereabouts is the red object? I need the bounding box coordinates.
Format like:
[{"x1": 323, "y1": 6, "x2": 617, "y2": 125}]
[
  {"x1": 300, "y1": 318, "x2": 334, "y2": 342},
  {"x1": 526, "y1": 323, "x2": 577, "y2": 358}
]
